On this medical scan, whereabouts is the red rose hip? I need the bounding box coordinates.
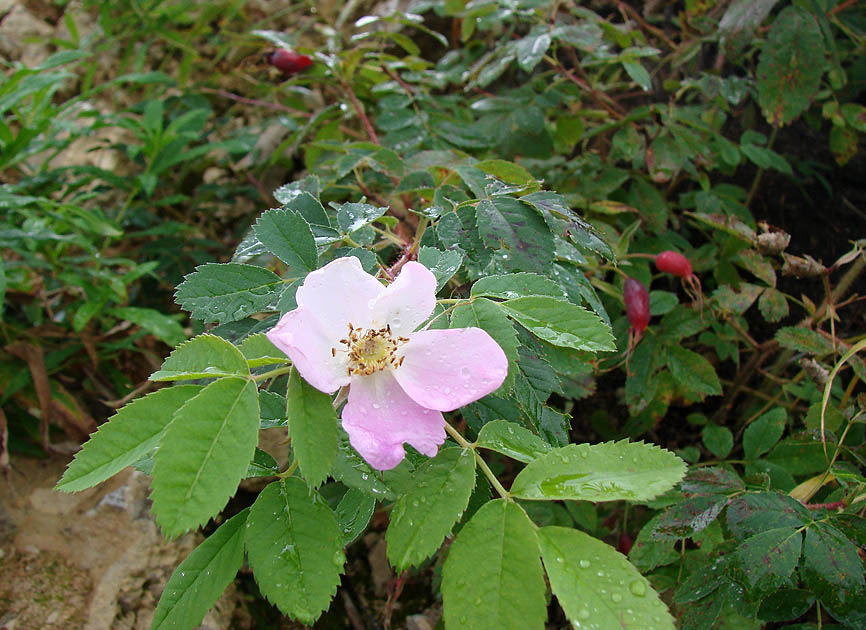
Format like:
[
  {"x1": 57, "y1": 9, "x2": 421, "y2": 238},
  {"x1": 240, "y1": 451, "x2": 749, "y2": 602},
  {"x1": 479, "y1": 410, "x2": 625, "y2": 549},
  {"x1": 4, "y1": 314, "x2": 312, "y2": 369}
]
[
  {"x1": 655, "y1": 250, "x2": 692, "y2": 278},
  {"x1": 624, "y1": 277, "x2": 650, "y2": 335},
  {"x1": 267, "y1": 49, "x2": 313, "y2": 76}
]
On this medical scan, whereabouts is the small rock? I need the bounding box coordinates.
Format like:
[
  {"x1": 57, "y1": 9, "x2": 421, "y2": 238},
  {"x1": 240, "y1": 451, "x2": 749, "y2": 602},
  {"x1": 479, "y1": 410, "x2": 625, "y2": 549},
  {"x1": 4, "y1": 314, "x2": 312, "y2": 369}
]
[{"x1": 0, "y1": 5, "x2": 53, "y2": 66}]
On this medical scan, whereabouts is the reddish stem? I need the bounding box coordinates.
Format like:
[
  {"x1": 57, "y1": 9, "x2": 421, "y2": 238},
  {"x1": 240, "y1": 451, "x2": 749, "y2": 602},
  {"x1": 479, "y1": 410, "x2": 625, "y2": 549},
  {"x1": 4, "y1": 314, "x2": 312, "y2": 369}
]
[
  {"x1": 342, "y1": 80, "x2": 380, "y2": 145},
  {"x1": 804, "y1": 501, "x2": 846, "y2": 511},
  {"x1": 548, "y1": 60, "x2": 625, "y2": 119},
  {"x1": 383, "y1": 572, "x2": 407, "y2": 630}
]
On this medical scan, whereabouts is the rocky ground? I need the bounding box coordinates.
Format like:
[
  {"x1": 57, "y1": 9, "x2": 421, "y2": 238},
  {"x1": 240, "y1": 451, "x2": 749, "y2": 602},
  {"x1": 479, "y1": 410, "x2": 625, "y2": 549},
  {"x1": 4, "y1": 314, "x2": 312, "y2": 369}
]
[{"x1": 0, "y1": 457, "x2": 243, "y2": 630}]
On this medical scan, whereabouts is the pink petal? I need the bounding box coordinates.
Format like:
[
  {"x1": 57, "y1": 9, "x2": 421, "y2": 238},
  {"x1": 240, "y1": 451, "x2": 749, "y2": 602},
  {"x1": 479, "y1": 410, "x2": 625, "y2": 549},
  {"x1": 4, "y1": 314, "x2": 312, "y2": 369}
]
[
  {"x1": 393, "y1": 328, "x2": 508, "y2": 411},
  {"x1": 295, "y1": 257, "x2": 384, "y2": 338},
  {"x1": 266, "y1": 307, "x2": 350, "y2": 393},
  {"x1": 371, "y1": 261, "x2": 436, "y2": 335},
  {"x1": 341, "y1": 371, "x2": 446, "y2": 470}
]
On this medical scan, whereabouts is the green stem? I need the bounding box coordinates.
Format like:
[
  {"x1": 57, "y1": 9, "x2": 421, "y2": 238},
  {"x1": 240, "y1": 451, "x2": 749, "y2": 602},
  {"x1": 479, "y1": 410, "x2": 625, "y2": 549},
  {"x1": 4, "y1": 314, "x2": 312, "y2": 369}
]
[
  {"x1": 444, "y1": 421, "x2": 510, "y2": 500},
  {"x1": 277, "y1": 460, "x2": 299, "y2": 478},
  {"x1": 252, "y1": 365, "x2": 292, "y2": 383}
]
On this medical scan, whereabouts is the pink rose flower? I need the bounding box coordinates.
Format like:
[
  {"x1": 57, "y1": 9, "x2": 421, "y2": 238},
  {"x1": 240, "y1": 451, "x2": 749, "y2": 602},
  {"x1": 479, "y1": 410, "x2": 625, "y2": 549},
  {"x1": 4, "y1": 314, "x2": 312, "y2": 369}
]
[{"x1": 266, "y1": 257, "x2": 508, "y2": 470}]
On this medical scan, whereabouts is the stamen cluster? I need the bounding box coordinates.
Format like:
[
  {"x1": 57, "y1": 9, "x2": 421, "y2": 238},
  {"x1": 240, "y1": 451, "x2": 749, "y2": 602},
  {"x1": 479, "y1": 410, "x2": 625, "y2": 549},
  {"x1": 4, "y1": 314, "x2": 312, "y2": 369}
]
[{"x1": 337, "y1": 323, "x2": 409, "y2": 376}]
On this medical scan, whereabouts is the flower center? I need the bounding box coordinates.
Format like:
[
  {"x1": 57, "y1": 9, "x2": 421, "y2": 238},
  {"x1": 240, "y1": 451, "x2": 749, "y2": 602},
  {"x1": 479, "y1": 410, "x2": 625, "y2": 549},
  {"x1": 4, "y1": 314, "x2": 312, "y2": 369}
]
[{"x1": 337, "y1": 323, "x2": 409, "y2": 376}]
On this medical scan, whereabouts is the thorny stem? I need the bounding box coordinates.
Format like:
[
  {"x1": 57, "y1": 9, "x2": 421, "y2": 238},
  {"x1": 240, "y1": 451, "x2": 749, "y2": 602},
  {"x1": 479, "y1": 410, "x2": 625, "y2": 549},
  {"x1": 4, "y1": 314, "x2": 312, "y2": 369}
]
[
  {"x1": 444, "y1": 421, "x2": 510, "y2": 499},
  {"x1": 342, "y1": 80, "x2": 380, "y2": 145},
  {"x1": 810, "y1": 253, "x2": 866, "y2": 326},
  {"x1": 385, "y1": 217, "x2": 429, "y2": 279}
]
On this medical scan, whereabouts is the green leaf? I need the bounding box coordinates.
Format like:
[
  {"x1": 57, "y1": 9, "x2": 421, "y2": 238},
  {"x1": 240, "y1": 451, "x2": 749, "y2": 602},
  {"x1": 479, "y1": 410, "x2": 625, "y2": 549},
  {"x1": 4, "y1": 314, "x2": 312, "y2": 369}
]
[
  {"x1": 475, "y1": 159, "x2": 536, "y2": 186},
  {"x1": 726, "y1": 492, "x2": 810, "y2": 540},
  {"x1": 758, "y1": 287, "x2": 789, "y2": 322},
  {"x1": 734, "y1": 527, "x2": 802, "y2": 594},
  {"x1": 335, "y1": 488, "x2": 376, "y2": 544},
  {"x1": 442, "y1": 500, "x2": 547, "y2": 630},
  {"x1": 335, "y1": 201, "x2": 387, "y2": 234},
  {"x1": 681, "y1": 467, "x2": 743, "y2": 496},
  {"x1": 253, "y1": 208, "x2": 317, "y2": 271},
  {"x1": 801, "y1": 523, "x2": 865, "y2": 608},
  {"x1": 650, "y1": 495, "x2": 729, "y2": 540},
  {"x1": 775, "y1": 326, "x2": 834, "y2": 355},
  {"x1": 744, "y1": 408, "x2": 786, "y2": 460},
  {"x1": 500, "y1": 296, "x2": 615, "y2": 352},
  {"x1": 804, "y1": 401, "x2": 844, "y2": 432},
  {"x1": 287, "y1": 368, "x2": 337, "y2": 489},
  {"x1": 515, "y1": 29, "x2": 551, "y2": 72},
  {"x1": 273, "y1": 175, "x2": 320, "y2": 206},
  {"x1": 56, "y1": 385, "x2": 202, "y2": 492},
  {"x1": 150, "y1": 334, "x2": 249, "y2": 381},
  {"x1": 712, "y1": 282, "x2": 763, "y2": 314},
  {"x1": 246, "y1": 478, "x2": 345, "y2": 624},
  {"x1": 332, "y1": 430, "x2": 397, "y2": 500},
  {"x1": 538, "y1": 526, "x2": 675, "y2": 629},
  {"x1": 0, "y1": 258, "x2": 5, "y2": 320},
  {"x1": 109, "y1": 307, "x2": 186, "y2": 347},
  {"x1": 667, "y1": 346, "x2": 722, "y2": 397},
  {"x1": 284, "y1": 191, "x2": 329, "y2": 226},
  {"x1": 630, "y1": 512, "x2": 679, "y2": 571},
  {"x1": 175, "y1": 263, "x2": 283, "y2": 325},
  {"x1": 471, "y1": 273, "x2": 565, "y2": 300},
  {"x1": 736, "y1": 249, "x2": 776, "y2": 286},
  {"x1": 475, "y1": 196, "x2": 554, "y2": 273},
  {"x1": 246, "y1": 448, "x2": 280, "y2": 477},
  {"x1": 511, "y1": 440, "x2": 687, "y2": 502},
  {"x1": 623, "y1": 60, "x2": 652, "y2": 91},
  {"x1": 151, "y1": 508, "x2": 248, "y2": 630},
  {"x1": 417, "y1": 246, "x2": 463, "y2": 291},
  {"x1": 386, "y1": 448, "x2": 476, "y2": 571},
  {"x1": 702, "y1": 424, "x2": 734, "y2": 458},
  {"x1": 239, "y1": 333, "x2": 287, "y2": 367},
  {"x1": 260, "y1": 390, "x2": 287, "y2": 428},
  {"x1": 756, "y1": 6, "x2": 827, "y2": 126},
  {"x1": 718, "y1": 0, "x2": 779, "y2": 57},
  {"x1": 450, "y1": 298, "x2": 519, "y2": 392},
  {"x1": 150, "y1": 377, "x2": 259, "y2": 537},
  {"x1": 476, "y1": 419, "x2": 552, "y2": 463}
]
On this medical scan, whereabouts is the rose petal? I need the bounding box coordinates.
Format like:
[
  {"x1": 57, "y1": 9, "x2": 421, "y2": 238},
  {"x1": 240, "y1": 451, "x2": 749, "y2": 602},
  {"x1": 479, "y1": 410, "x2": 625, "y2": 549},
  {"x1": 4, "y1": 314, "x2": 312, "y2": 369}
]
[
  {"x1": 393, "y1": 328, "x2": 508, "y2": 411},
  {"x1": 295, "y1": 257, "x2": 383, "y2": 338},
  {"x1": 371, "y1": 261, "x2": 436, "y2": 335},
  {"x1": 341, "y1": 371, "x2": 445, "y2": 470},
  {"x1": 266, "y1": 307, "x2": 350, "y2": 393}
]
